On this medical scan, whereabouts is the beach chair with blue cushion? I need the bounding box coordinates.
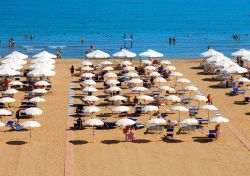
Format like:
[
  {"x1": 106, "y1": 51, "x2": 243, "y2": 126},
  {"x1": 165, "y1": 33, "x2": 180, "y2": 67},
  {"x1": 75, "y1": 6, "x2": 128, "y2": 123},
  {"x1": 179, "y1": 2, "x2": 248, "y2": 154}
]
[
  {"x1": 144, "y1": 125, "x2": 164, "y2": 134},
  {"x1": 177, "y1": 125, "x2": 196, "y2": 134}
]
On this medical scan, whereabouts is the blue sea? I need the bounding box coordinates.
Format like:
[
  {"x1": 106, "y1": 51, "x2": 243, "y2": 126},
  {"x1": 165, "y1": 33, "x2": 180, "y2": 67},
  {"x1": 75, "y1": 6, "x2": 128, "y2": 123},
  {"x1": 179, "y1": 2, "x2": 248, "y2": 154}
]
[{"x1": 0, "y1": 0, "x2": 250, "y2": 58}]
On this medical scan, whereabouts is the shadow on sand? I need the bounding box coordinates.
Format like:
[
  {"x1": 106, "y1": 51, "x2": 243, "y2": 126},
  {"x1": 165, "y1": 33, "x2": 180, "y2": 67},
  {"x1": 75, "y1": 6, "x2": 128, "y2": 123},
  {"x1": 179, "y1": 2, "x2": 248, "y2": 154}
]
[
  {"x1": 192, "y1": 137, "x2": 213, "y2": 143},
  {"x1": 69, "y1": 140, "x2": 88, "y2": 145},
  {"x1": 133, "y1": 139, "x2": 151, "y2": 144},
  {"x1": 101, "y1": 140, "x2": 120, "y2": 145},
  {"x1": 6, "y1": 140, "x2": 27, "y2": 145},
  {"x1": 163, "y1": 139, "x2": 183, "y2": 143}
]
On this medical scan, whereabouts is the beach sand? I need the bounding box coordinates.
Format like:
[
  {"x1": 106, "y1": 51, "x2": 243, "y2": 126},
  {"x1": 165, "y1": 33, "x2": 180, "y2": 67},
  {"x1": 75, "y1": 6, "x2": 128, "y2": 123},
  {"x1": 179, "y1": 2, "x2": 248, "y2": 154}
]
[{"x1": 0, "y1": 59, "x2": 249, "y2": 176}]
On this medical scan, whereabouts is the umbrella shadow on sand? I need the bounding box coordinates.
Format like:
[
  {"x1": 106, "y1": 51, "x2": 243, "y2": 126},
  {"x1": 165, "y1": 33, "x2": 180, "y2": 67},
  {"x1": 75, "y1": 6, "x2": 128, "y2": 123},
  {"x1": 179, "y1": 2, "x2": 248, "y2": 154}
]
[
  {"x1": 6, "y1": 140, "x2": 27, "y2": 145},
  {"x1": 132, "y1": 139, "x2": 151, "y2": 144},
  {"x1": 192, "y1": 137, "x2": 213, "y2": 143},
  {"x1": 101, "y1": 140, "x2": 120, "y2": 145},
  {"x1": 69, "y1": 140, "x2": 88, "y2": 145},
  {"x1": 162, "y1": 139, "x2": 183, "y2": 143}
]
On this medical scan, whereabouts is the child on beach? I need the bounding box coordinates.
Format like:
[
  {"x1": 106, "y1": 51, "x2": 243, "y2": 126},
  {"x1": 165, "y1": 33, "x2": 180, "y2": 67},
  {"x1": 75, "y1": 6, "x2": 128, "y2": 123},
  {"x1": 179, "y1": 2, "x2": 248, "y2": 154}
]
[{"x1": 128, "y1": 126, "x2": 135, "y2": 141}]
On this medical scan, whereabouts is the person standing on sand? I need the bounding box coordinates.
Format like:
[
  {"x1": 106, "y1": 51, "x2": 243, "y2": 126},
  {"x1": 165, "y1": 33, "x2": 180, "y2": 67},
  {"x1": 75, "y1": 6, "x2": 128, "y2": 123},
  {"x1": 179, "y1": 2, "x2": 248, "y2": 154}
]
[
  {"x1": 70, "y1": 65, "x2": 75, "y2": 76},
  {"x1": 56, "y1": 50, "x2": 62, "y2": 59},
  {"x1": 206, "y1": 94, "x2": 213, "y2": 104},
  {"x1": 4, "y1": 78, "x2": 9, "y2": 90},
  {"x1": 90, "y1": 43, "x2": 94, "y2": 51}
]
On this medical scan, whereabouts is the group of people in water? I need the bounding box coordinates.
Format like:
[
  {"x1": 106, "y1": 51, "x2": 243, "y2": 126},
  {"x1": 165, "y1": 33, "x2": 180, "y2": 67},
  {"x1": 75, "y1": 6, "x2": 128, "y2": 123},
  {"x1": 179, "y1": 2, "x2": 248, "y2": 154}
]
[{"x1": 168, "y1": 36, "x2": 176, "y2": 45}]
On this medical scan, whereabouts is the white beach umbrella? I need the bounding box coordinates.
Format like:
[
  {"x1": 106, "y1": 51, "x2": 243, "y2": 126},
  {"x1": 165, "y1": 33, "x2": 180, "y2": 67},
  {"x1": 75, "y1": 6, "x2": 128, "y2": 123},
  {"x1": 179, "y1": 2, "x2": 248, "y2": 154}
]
[
  {"x1": 153, "y1": 77, "x2": 167, "y2": 83},
  {"x1": 123, "y1": 66, "x2": 135, "y2": 71},
  {"x1": 120, "y1": 61, "x2": 132, "y2": 66},
  {"x1": 200, "y1": 104, "x2": 218, "y2": 119},
  {"x1": 200, "y1": 49, "x2": 222, "y2": 58},
  {"x1": 82, "y1": 80, "x2": 96, "y2": 86},
  {"x1": 147, "y1": 118, "x2": 166, "y2": 142},
  {"x1": 82, "y1": 86, "x2": 98, "y2": 93},
  {"x1": 143, "y1": 105, "x2": 158, "y2": 113},
  {"x1": 3, "y1": 88, "x2": 19, "y2": 94},
  {"x1": 28, "y1": 97, "x2": 45, "y2": 103},
  {"x1": 113, "y1": 49, "x2": 136, "y2": 58},
  {"x1": 180, "y1": 118, "x2": 199, "y2": 125},
  {"x1": 81, "y1": 66, "x2": 94, "y2": 71},
  {"x1": 81, "y1": 73, "x2": 95, "y2": 78},
  {"x1": 5, "y1": 51, "x2": 28, "y2": 60},
  {"x1": 170, "y1": 72, "x2": 183, "y2": 77},
  {"x1": 83, "y1": 96, "x2": 99, "y2": 102},
  {"x1": 31, "y1": 58, "x2": 55, "y2": 64},
  {"x1": 86, "y1": 50, "x2": 110, "y2": 59},
  {"x1": 107, "y1": 86, "x2": 121, "y2": 92},
  {"x1": 171, "y1": 105, "x2": 189, "y2": 121},
  {"x1": 139, "y1": 49, "x2": 163, "y2": 58},
  {"x1": 21, "y1": 121, "x2": 41, "y2": 138},
  {"x1": 30, "y1": 63, "x2": 55, "y2": 70},
  {"x1": 210, "y1": 116, "x2": 229, "y2": 123},
  {"x1": 25, "y1": 107, "x2": 43, "y2": 116},
  {"x1": 82, "y1": 61, "x2": 93, "y2": 66},
  {"x1": 34, "y1": 81, "x2": 50, "y2": 86},
  {"x1": 144, "y1": 65, "x2": 156, "y2": 71},
  {"x1": 149, "y1": 72, "x2": 161, "y2": 77},
  {"x1": 124, "y1": 72, "x2": 138, "y2": 78},
  {"x1": 33, "y1": 51, "x2": 56, "y2": 59},
  {"x1": 223, "y1": 65, "x2": 248, "y2": 74},
  {"x1": 237, "y1": 77, "x2": 250, "y2": 83},
  {"x1": 106, "y1": 79, "x2": 120, "y2": 85},
  {"x1": 142, "y1": 60, "x2": 152, "y2": 65},
  {"x1": 0, "y1": 122, "x2": 5, "y2": 127},
  {"x1": 104, "y1": 72, "x2": 117, "y2": 78},
  {"x1": 116, "y1": 118, "x2": 135, "y2": 127},
  {"x1": 206, "y1": 55, "x2": 230, "y2": 64},
  {"x1": 165, "y1": 95, "x2": 181, "y2": 102},
  {"x1": 177, "y1": 78, "x2": 190, "y2": 84},
  {"x1": 0, "y1": 63, "x2": 23, "y2": 70},
  {"x1": 102, "y1": 66, "x2": 114, "y2": 71},
  {"x1": 193, "y1": 95, "x2": 208, "y2": 102},
  {"x1": 242, "y1": 55, "x2": 250, "y2": 61},
  {"x1": 232, "y1": 49, "x2": 250, "y2": 57},
  {"x1": 137, "y1": 95, "x2": 154, "y2": 101},
  {"x1": 131, "y1": 86, "x2": 148, "y2": 92},
  {"x1": 1, "y1": 58, "x2": 27, "y2": 65},
  {"x1": 0, "y1": 109, "x2": 12, "y2": 121},
  {"x1": 28, "y1": 68, "x2": 56, "y2": 77},
  {"x1": 185, "y1": 86, "x2": 199, "y2": 96},
  {"x1": 84, "y1": 118, "x2": 104, "y2": 142},
  {"x1": 160, "y1": 60, "x2": 171, "y2": 65},
  {"x1": 9, "y1": 81, "x2": 23, "y2": 86},
  {"x1": 165, "y1": 65, "x2": 176, "y2": 71},
  {"x1": 112, "y1": 106, "x2": 130, "y2": 113},
  {"x1": 84, "y1": 106, "x2": 100, "y2": 114},
  {"x1": 31, "y1": 89, "x2": 48, "y2": 94},
  {"x1": 100, "y1": 60, "x2": 113, "y2": 65},
  {"x1": 128, "y1": 78, "x2": 143, "y2": 84},
  {"x1": 109, "y1": 95, "x2": 127, "y2": 101},
  {"x1": 0, "y1": 68, "x2": 20, "y2": 76},
  {"x1": 160, "y1": 86, "x2": 175, "y2": 92},
  {"x1": 0, "y1": 97, "x2": 15, "y2": 103}
]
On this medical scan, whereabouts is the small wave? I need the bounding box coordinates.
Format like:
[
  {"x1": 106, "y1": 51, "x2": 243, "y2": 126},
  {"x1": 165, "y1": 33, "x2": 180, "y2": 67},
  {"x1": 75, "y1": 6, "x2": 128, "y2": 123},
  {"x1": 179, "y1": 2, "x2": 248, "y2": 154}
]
[{"x1": 48, "y1": 45, "x2": 67, "y2": 49}]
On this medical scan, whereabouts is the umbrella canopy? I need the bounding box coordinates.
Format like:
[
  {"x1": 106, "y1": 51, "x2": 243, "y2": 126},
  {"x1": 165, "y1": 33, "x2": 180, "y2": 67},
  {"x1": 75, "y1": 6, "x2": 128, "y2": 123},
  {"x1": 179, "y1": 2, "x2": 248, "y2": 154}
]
[
  {"x1": 144, "y1": 66, "x2": 156, "y2": 71},
  {"x1": 112, "y1": 106, "x2": 130, "y2": 113},
  {"x1": 177, "y1": 78, "x2": 190, "y2": 84},
  {"x1": 82, "y1": 86, "x2": 98, "y2": 93},
  {"x1": 0, "y1": 68, "x2": 20, "y2": 76},
  {"x1": 0, "y1": 122, "x2": 5, "y2": 127},
  {"x1": 222, "y1": 65, "x2": 248, "y2": 74},
  {"x1": 3, "y1": 88, "x2": 19, "y2": 94},
  {"x1": 171, "y1": 105, "x2": 188, "y2": 112},
  {"x1": 137, "y1": 95, "x2": 154, "y2": 101},
  {"x1": 30, "y1": 63, "x2": 55, "y2": 70},
  {"x1": 237, "y1": 77, "x2": 250, "y2": 83},
  {"x1": 106, "y1": 79, "x2": 120, "y2": 85},
  {"x1": 0, "y1": 63, "x2": 23, "y2": 70},
  {"x1": 120, "y1": 61, "x2": 132, "y2": 66},
  {"x1": 1, "y1": 58, "x2": 27, "y2": 65},
  {"x1": 82, "y1": 61, "x2": 93, "y2": 66},
  {"x1": 33, "y1": 51, "x2": 56, "y2": 58},
  {"x1": 28, "y1": 97, "x2": 45, "y2": 103},
  {"x1": 123, "y1": 66, "x2": 135, "y2": 71},
  {"x1": 82, "y1": 80, "x2": 97, "y2": 86},
  {"x1": 185, "y1": 86, "x2": 198, "y2": 92},
  {"x1": 107, "y1": 86, "x2": 121, "y2": 92},
  {"x1": 131, "y1": 86, "x2": 148, "y2": 92},
  {"x1": 86, "y1": 50, "x2": 110, "y2": 59},
  {"x1": 83, "y1": 96, "x2": 99, "y2": 102},
  {"x1": 102, "y1": 66, "x2": 114, "y2": 71},
  {"x1": 200, "y1": 105, "x2": 218, "y2": 111},
  {"x1": 206, "y1": 55, "x2": 230, "y2": 64},
  {"x1": 193, "y1": 95, "x2": 208, "y2": 102},
  {"x1": 201, "y1": 49, "x2": 222, "y2": 58},
  {"x1": 124, "y1": 72, "x2": 138, "y2": 78},
  {"x1": 149, "y1": 72, "x2": 161, "y2": 77},
  {"x1": 104, "y1": 72, "x2": 117, "y2": 78},
  {"x1": 0, "y1": 97, "x2": 15, "y2": 103},
  {"x1": 31, "y1": 89, "x2": 48, "y2": 94},
  {"x1": 116, "y1": 118, "x2": 135, "y2": 127},
  {"x1": 160, "y1": 60, "x2": 171, "y2": 65},
  {"x1": 34, "y1": 80, "x2": 50, "y2": 86},
  {"x1": 25, "y1": 107, "x2": 43, "y2": 116},
  {"x1": 128, "y1": 78, "x2": 143, "y2": 84},
  {"x1": 147, "y1": 118, "x2": 166, "y2": 125},
  {"x1": 180, "y1": 118, "x2": 199, "y2": 125},
  {"x1": 232, "y1": 49, "x2": 250, "y2": 57},
  {"x1": 109, "y1": 95, "x2": 126, "y2": 101},
  {"x1": 160, "y1": 86, "x2": 175, "y2": 92},
  {"x1": 100, "y1": 60, "x2": 113, "y2": 65},
  {"x1": 21, "y1": 121, "x2": 41, "y2": 128},
  {"x1": 153, "y1": 77, "x2": 167, "y2": 83},
  {"x1": 165, "y1": 65, "x2": 176, "y2": 71},
  {"x1": 83, "y1": 106, "x2": 100, "y2": 113},
  {"x1": 5, "y1": 51, "x2": 28, "y2": 60},
  {"x1": 170, "y1": 72, "x2": 183, "y2": 77},
  {"x1": 31, "y1": 58, "x2": 55, "y2": 64},
  {"x1": 81, "y1": 73, "x2": 95, "y2": 78},
  {"x1": 0, "y1": 109, "x2": 12, "y2": 116},
  {"x1": 85, "y1": 118, "x2": 104, "y2": 126},
  {"x1": 139, "y1": 49, "x2": 163, "y2": 58},
  {"x1": 113, "y1": 49, "x2": 136, "y2": 58},
  {"x1": 143, "y1": 105, "x2": 158, "y2": 112},
  {"x1": 165, "y1": 95, "x2": 181, "y2": 102},
  {"x1": 142, "y1": 60, "x2": 152, "y2": 65},
  {"x1": 28, "y1": 68, "x2": 56, "y2": 77},
  {"x1": 210, "y1": 116, "x2": 229, "y2": 123},
  {"x1": 81, "y1": 66, "x2": 94, "y2": 71}
]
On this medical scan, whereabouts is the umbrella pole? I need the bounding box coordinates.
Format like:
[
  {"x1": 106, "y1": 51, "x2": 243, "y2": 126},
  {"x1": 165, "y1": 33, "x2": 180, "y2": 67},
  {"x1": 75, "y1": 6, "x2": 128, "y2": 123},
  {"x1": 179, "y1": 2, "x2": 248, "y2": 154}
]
[
  {"x1": 93, "y1": 126, "x2": 95, "y2": 143},
  {"x1": 156, "y1": 125, "x2": 158, "y2": 143},
  {"x1": 0, "y1": 116, "x2": 2, "y2": 122},
  {"x1": 178, "y1": 111, "x2": 180, "y2": 122},
  {"x1": 30, "y1": 127, "x2": 32, "y2": 138}
]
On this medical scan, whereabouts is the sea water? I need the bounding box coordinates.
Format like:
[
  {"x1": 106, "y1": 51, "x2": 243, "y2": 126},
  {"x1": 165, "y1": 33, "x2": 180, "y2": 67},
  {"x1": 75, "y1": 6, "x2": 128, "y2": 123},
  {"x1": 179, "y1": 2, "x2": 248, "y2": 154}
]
[{"x1": 0, "y1": 0, "x2": 249, "y2": 58}]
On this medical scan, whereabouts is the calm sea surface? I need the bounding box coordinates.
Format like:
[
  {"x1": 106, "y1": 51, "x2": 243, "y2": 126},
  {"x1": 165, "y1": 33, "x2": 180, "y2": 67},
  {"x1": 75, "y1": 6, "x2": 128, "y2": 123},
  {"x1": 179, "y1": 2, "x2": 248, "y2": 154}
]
[{"x1": 0, "y1": 0, "x2": 250, "y2": 58}]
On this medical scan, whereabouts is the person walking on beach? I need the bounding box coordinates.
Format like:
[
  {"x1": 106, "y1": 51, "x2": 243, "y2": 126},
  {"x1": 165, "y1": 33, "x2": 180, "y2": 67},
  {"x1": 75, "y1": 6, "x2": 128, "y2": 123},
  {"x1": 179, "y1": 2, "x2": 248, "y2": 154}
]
[
  {"x1": 70, "y1": 65, "x2": 75, "y2": 76},
  {"x1": 4, "y1": 78, "x2": 9, "y2": 90},
  {"x1": 129, "y1": 126, "x2": 135, "y2": 141},
  {"x1": 90, "y1": 43, "x2": 94, "y2": 50},
  {"x1": 206, "y1": 94, "x2": 213, "y2": 104},
  {"x1": 56, "y1": 50, "x2": 62, "y2": 59}
]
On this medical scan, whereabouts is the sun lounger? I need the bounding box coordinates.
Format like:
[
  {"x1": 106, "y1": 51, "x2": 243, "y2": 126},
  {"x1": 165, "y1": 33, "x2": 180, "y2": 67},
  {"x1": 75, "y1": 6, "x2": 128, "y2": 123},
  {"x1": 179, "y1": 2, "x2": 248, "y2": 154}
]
[
  {"x1": 177, "y1": 125, "x2": 196, "y2": 134},
  {"x1": 162, "y1": 127, "x2": 175, "y2": 140},
  {"x1": 144, "y1": 125, "x2": 164, "y2": 134},
  {"x1": 6, "y1": 121, "x2": 24, "y2": 131},
  {"x1": 96, "y1": 122, "x2": 117, "y2": 129}
]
